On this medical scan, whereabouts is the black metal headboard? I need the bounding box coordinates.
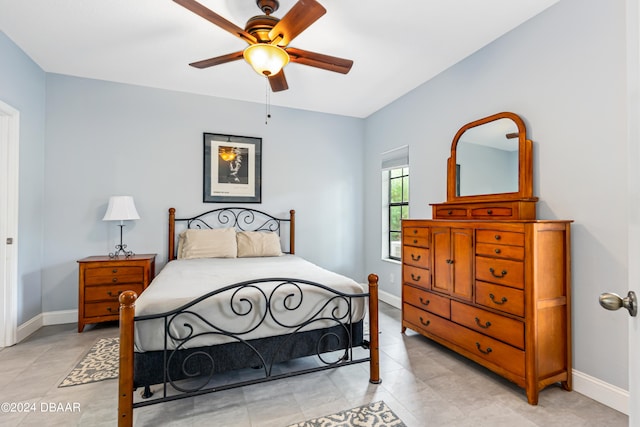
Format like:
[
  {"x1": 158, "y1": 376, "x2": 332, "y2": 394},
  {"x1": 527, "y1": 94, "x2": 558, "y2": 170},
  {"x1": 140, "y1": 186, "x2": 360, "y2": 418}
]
[{"x1": 168, "y1": 207, "x2": 295, "y2": 261}]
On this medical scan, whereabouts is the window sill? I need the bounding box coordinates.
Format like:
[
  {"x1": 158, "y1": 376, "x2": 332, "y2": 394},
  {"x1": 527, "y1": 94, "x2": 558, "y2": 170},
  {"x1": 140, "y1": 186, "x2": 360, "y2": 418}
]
[{"x1": 382, "y1": 258, "x2": 401, "y2": 265}]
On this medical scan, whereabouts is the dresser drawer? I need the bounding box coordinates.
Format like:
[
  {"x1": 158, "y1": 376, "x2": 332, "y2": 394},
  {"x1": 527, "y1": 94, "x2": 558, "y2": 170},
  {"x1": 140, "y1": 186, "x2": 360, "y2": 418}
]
[
  {"x1": 450, "y1": 300, "x2": 524, "y2": 349},
  {"x1": 84, "y1": 266, "x2": 144, "y2": 286},
  {"x1": 84, "y1": 301, "x2": 120, "y2": 318},
  {"x1": 402, "y1": 246, "x2": 430, "y2": 269},
  {"x1": 476, "y1": 256, "x2": 524, "y2": 289},
  {"x1": 476, "y1": 243, "x2": 525, "y2": 261},
  {"x1": 403, "y1": 227, "x2": 429, "y2": 248},
  {"x1": 475, "y1": 281, "x2": 524, "y2": 317},
  {"x1": 84, "y1": 283, "x2": 144, "y2": 302},
  {"x1": 403, "y1": 265, "x2": 431, "y2": 289},
  {"x1": 445, "y1": 319, "x2": 525, "y2": 378},
  {"x1": 434, "y1": 207, "x2": 468, "y2": 218},
  {"x1": 470, "y1": 207, "x2": 513, "y2": 218},
  {"x1": 403, "y1": 303, "x2": 452, "y2": 336},
  {"x1": 403, "y1": 285, "x2": 450, "y2": 318},
  {"x1": 476, "y1": 229, "x2": 525, "y2": 247}
]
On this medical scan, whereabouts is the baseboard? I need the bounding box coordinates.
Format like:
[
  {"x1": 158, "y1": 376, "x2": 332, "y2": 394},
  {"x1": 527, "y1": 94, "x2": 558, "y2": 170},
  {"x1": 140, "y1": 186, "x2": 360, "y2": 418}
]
[
  {"x1": 16, "y1": 309, "x2": 78, "y2": 342},
  {"x1": 572, "y1": 369, "x2": 629, "y2": 415},
  {"x1": 16, "y1": 313, "x2": 43, "y2": 343},
  {"x1": 378, "y1": 289, "x2": 401, "y2": 309}
]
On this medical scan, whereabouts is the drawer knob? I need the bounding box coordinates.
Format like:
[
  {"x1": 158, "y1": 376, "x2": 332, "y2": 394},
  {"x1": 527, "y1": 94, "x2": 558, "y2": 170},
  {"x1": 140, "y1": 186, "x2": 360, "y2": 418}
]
[
  {"x1": 487, "y1": 209, "x2": 493, "y2": 215},
  {"x1": 112, "y1": 269, "x2": 118, "y2": 273},
  {"x1": 489, "y1": 267, "x2": 507, "y2": 278},
  {"x1": 494, "y1": 248, "x2": 501, "y2": 254},
  {"x1": 489, "y1": 293, "x2": 508, "y2": 305},
  {"x1": 413, "y1": 229, "x2": 418, "y2": 234},
  {"x1": 107, "y1": 290, "x2": 123, "y2": 297},
  {"x1": 411, "y1": 273, "x2": 421, "y2": 281},
  {"x1": 419, "y1": 317, "x2": 430, "y2": 327},
  {"x1": 447, "y1": 210, "x2": 453, "y2": 215},
  {"x1": 106, "y1": 306, "x2": 120, "y2": 313},
  {"x1": 474, "y1": 317, "x2": 492, "y2": 329},
  {"x1": 446, "y1": 259, "x2": 454, "y2": 264},
  {"x1": 413, "y1": 239, "x2": 418, "y2": 244},
  {"x1": 419, "y1": 297, "x2": 430, "y2": 306},
  {"x1": 411, "y1": 254, "x2": 421, "y2": 262},
  {"x1": 112, "y1": 278, "x2": 118, "y2": 283},
  {"x1": 494, "y1": 235, "x2": 501, "y2": 240},
  {"x1": 475, "y1": 342, "x2": 493, "y2": 355}
]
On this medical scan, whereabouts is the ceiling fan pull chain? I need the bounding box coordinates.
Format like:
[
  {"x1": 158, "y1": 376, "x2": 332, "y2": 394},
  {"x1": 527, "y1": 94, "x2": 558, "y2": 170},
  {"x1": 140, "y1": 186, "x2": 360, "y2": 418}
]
[{"x1": 265, "y1": 78, "x2": 272, "y2": 124}]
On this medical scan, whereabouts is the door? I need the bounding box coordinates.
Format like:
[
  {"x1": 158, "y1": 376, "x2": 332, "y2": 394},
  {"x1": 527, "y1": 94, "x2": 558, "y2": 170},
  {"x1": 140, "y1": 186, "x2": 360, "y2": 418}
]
[
  {"x1": 451, "y1": 228, "x2": 473, "y2": 301},
  {"x1": 431, "y1": 226, "x2": 474, "y2": 300},
  {"x1": 628, "y1": 0, "x2": 639, "y2": 424},
  {"x1": 0, "y1": 100, "x2": 19, "y2": 348},
  {"x1": 431, "y1": 227, "x2": 451, "y2": 294}
]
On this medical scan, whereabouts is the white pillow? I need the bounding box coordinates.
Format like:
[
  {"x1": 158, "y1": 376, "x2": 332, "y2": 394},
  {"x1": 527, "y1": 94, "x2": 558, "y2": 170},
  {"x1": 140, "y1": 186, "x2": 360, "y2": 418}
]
[
  {"x1": 179, "y1": 228, "x2": 237, "y2": 259},
  {"x1": 236, "y1": 231, "x2": 283, "y2": 258}
]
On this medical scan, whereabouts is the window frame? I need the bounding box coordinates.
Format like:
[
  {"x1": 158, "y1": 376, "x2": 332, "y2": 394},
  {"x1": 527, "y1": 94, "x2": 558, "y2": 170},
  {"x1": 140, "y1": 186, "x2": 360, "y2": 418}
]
[{"x1": 383, "y1": 166, "x2": 409, "y2": 261}]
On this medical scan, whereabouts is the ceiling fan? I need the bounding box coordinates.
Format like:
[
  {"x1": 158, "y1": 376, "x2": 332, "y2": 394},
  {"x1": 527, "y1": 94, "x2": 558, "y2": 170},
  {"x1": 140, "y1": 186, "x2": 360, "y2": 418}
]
[{"x1": 173, "y1": 0, "x2": 354, "y2": 92}]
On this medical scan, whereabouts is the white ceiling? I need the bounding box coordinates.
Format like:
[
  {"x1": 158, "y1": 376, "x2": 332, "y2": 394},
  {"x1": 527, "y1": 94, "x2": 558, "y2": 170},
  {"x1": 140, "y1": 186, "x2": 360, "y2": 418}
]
[{"x1": 0, "y1": 0, "x2": 560, "y2": 118}]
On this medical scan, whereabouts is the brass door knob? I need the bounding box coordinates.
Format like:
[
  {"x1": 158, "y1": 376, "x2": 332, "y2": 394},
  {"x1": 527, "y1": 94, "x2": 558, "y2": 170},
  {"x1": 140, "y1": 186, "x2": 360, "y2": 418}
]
[{"x1": 599, "y1": 291, "x2": 637, "y2": 317}]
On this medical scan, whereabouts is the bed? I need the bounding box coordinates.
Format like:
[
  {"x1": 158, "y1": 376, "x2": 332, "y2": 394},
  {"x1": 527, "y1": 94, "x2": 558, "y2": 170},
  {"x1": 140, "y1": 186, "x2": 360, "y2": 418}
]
[{"x1": 117, "y1": 207, "x2": 380, "y2": 426}]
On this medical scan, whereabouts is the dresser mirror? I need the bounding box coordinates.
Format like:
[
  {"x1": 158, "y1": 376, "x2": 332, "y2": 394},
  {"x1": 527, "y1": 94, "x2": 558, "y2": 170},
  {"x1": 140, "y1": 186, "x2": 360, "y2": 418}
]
[{"x1": 447, "y1": 112, "x2": 535, "y2": 202}]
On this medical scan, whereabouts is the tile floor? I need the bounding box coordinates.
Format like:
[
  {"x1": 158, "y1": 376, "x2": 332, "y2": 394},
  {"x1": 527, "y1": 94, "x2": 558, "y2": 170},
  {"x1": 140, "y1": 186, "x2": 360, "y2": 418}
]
[{"x1": 0, "y1": 303, "x2": 628, "y2": 426}]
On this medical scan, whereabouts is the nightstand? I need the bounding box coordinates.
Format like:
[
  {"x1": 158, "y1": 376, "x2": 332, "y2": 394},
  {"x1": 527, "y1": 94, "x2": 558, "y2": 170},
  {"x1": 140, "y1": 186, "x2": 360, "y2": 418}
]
[{"x1": 77, "y1": 254, "x2": 156, "y2": 332}]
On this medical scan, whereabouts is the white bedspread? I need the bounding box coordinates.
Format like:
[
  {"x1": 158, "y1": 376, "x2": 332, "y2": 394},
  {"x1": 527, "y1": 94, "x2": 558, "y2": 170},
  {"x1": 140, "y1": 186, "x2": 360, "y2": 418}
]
[{"x1": 133, "y1": 255, "x2": 367, "y2": 352}]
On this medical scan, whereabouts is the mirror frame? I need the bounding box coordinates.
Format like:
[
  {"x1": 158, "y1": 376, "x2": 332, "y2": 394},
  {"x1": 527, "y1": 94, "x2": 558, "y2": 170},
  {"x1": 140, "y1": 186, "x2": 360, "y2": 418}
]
[{"x1": 447, "y1": 112, "x2": 534, "y2": 203}]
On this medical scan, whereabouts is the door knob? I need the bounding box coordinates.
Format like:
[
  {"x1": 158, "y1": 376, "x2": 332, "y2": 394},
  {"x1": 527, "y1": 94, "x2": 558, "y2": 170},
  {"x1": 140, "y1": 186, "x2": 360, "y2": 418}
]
[{"x1": 599, "y1": 291, "x2": 637, "y2": 317}]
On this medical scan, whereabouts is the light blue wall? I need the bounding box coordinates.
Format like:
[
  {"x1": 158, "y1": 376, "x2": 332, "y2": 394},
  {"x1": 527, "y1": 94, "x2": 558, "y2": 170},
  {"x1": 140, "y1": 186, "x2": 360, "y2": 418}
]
[
  {"x1": 0, "y1": 32, "x2": 46, "y2": 325},
  {"x1": 363, "y1": 0, "x2": 629, "y2": 389},
  {"x1": 42, "y1": 74, "x2": 365, "y2": 313}
]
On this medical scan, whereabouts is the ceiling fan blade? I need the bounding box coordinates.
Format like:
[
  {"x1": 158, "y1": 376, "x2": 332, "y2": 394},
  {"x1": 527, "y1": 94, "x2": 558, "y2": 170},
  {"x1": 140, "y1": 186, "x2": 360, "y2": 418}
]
[
  {"x1": 268, "y1": 70, "x2": 289, "y2": 92},
  {"x1": 173, "y1": 0, "x2": 257, "y2": 44},
  {"x1": 286, "y1": 47, "x2": 353, "y2": 74},
  {"x1": 268, "y1": 0, "x2": 326, "y2": 47},
  {"x1": 189, "y1": 51, "x2": 245, "y2": 69}
]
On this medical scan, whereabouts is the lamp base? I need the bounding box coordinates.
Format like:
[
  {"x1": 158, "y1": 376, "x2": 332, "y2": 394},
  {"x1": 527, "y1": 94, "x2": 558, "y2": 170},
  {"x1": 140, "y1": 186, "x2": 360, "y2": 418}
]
[
  {"x1": 109, "y1": 245, "x2": 135, "y2": 258},
  {"x1": 109, "y1": 224, "x2": 135, "y2": 258}
]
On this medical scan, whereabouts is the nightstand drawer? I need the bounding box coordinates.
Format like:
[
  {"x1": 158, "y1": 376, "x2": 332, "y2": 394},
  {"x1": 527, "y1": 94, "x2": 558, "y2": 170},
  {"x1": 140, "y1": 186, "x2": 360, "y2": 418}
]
[
  {"x1": 84, "y1": 301, "x2": 120, "y2": 318},
  {"x1": 84, "y1": 283, "x2": 144, "y2": 302},
  {"x1": 84, "y1": 266, "x2": 144, "y2": 286}
]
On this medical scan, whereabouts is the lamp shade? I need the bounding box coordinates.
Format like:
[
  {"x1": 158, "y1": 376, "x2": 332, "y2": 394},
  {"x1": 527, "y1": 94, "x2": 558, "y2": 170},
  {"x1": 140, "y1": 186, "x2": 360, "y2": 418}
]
[
  {"x1": 102, "y1": 196, "x2": 140, "y2": 221},
  {"x1": 243, "y1": 44, "x2": 290, "y2": 76}
]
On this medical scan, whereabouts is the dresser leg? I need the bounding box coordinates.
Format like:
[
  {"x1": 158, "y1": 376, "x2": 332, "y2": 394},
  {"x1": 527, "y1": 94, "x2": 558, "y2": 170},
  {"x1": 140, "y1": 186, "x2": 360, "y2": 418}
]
[
  {"x1": 526, "y1": 388, "x2": 539, "y2": 405},
  {"x1": 78, "y1": 322, "x2": 84, "y2": 333}
]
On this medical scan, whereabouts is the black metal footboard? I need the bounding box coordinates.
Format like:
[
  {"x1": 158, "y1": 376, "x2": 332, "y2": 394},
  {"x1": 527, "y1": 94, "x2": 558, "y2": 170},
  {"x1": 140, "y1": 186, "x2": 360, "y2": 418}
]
[{"x1": 117, "y1": 275, "x2": 381, "y2": 426}]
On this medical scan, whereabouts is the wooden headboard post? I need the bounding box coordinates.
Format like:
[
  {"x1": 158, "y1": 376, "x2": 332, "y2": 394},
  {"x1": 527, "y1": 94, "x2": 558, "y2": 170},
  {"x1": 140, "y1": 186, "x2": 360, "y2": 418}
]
[
  {"x1": 168, "y1": 208, "x2": 176, "y2": 261},
  {"x1": 289, "y1": 209, "x2": 295, "y2": 255}
]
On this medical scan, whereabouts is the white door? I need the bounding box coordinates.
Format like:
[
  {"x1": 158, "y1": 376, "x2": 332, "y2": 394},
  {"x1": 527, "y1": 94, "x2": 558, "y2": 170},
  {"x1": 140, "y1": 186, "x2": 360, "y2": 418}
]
[
  {"x1": 0, "y1": 99, "x2": 19, "y2": 348},
  {"x1": 626, "y1": 1, "x2": 639, "y2": 424}
]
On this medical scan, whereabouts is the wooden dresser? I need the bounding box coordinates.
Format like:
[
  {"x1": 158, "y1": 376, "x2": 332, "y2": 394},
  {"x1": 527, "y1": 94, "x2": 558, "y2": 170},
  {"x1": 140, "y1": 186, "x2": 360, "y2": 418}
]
[
  {"x1": 401, "y1": 112, "x2": 572, "y2": 404},
  {"x1": 77, "y1": 254, "x2": 156, "y2": 332}
]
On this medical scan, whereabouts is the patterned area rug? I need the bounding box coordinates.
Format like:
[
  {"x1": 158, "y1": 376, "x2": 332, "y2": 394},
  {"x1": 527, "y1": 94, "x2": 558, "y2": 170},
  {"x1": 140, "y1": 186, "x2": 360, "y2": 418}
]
[
  {"x1": 59, "y1": 337, "x2": 119, "y2": 387},
  {"x1": 288, "y1": 401, "x2": 406, "y2": 427}
]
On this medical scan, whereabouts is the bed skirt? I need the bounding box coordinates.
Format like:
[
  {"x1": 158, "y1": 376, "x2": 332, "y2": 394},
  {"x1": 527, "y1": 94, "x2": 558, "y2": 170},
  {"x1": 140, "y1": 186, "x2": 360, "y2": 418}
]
[{"x1": 133, "y1": 321, "x2": 365, "y2": 388}]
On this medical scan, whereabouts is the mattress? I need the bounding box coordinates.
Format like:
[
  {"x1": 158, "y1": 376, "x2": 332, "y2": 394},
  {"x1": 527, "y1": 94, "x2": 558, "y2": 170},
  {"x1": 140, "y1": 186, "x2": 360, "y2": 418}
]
[{"x1": 133, "y1": 255, "x2": 366, "y2": 352}]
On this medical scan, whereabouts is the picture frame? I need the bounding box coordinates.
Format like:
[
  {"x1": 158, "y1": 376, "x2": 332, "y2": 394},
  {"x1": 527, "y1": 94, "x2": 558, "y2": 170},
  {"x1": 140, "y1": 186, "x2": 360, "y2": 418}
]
[{"x1": 203, "y1": 133, "x2": 262, "y2": 203}]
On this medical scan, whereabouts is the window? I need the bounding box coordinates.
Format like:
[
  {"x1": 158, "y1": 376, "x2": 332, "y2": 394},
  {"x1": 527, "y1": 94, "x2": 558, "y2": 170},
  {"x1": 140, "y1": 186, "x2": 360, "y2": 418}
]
[
  {"x1": 386, "y1": 167, "x2": 409, "y2": 260},
  {"x1": 381, "y1": 146, "x2": 409, "y2": 261}
]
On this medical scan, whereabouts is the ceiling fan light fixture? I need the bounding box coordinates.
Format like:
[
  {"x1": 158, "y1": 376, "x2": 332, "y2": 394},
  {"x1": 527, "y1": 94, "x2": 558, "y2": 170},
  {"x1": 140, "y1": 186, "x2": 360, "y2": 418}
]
[{"x1": 243, "y1": 44, "x2": 290, "y2": 76}]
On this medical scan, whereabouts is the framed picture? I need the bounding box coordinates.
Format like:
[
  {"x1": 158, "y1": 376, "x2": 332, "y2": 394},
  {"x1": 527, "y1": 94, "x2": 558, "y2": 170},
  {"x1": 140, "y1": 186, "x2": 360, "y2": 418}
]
[{"x1": 203, "y1": 133, "x2": 262, "y2": 203}]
